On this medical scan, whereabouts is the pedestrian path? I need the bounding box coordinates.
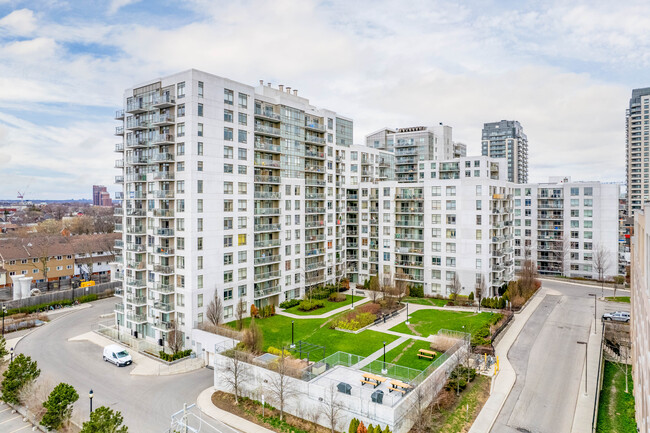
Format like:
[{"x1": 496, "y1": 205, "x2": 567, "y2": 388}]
[{"x1": 276, "y1": 296, "x2": 371, "y2": 319}]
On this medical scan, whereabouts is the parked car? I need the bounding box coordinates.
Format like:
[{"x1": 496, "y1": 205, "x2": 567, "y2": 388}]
[
  {"x1": 602, "y1": 311, "x2": 630, "y2": 323},
  {"x1": 103, "y1": 344, "x2": 133, "y2": 366}
]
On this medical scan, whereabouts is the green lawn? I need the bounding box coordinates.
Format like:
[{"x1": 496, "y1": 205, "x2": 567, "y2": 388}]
[
  {"x1": 383, "y1": 338, "x2": 440, "y2": 370},
  {"x1": 389, "y1": 309, "x2": 499, "y2": 338},
  {"x1": 604, "y1": 296, "x2": 631, "y2": 303},
  {"x1": 227, "y1": 314, "x2": 397, "y2": 360},
  {"x1": 596, "y1": 361, "x2": 637, "y2": 433},
  {"x1": 403, "y1": 297, "x2": 448, "y2": 307},
  {"x1": 283, "y1": 295, "x2": 364, "y2": 315}
]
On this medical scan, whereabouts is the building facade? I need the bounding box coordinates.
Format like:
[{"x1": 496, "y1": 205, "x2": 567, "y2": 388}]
[
  {"x1": 626, "y1": 87, "x2": 650, "y2": 215},
  {"x1": 512, "y1": 177, "x2": 619, "y2": 278},
  {"x1": 93, "y1": 185, "x2": 112, "y2": 206},
  {"x1": 481, "y1": 120, "x2": 528, "y2": 183}
]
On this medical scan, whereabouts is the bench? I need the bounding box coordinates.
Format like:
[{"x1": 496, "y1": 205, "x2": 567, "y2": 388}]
[
  {"x1": 388, "y1": 386, "x2": 406, "y2": 394},
  {"x1": 417, "y1": 353, "x2": 434, "y2": 360},
  {"x1": 360, "y1": 379, "x2": 379, "y2": 388}
]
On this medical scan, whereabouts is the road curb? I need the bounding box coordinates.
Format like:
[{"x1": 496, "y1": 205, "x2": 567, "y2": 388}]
[{"x1": 13, "y1": 303, "x2": 94, "y2": 351}]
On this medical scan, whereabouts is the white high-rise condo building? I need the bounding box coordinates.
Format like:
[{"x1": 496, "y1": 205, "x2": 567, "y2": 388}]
[
  {"x1": 111, "y1": 70, "x2": 516, "y2": 348},
  {"x1": 512, "y1": 177, "x2": 619, "y2": 279},
  {"x1": 626, "y1": 87, "x2": 650, "y2": 215},
  {"x1": 481, "y1": 120, "x2": 528, "y2": 183}
]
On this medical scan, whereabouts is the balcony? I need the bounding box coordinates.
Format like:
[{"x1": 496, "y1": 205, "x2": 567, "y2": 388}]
[
  {"x1": 115, "y1": 159, "x2": 124, "y2": 168},
  {"x1": 115, "y1": 143, "x2": 124, "y2": 152},
  {"x1": 254, "y1": 284, "x2": 281, "y2": 298},
  {"x1": 254, "y1": 270, "x2": 281, "y2": 281},
  {"x1": 126, "y1": 260, "x2": 145, "y2": 270},
  {"x1": 126, "y1": 117, "x2": 150, "y2": 130},
  {"x1": 305, "y1": 234, "x2": 325, "y2": 242},
  {"x1": 151, "y1": 134, "x2": 175, "y2": 145},
  {"x1": 254, "y1": 239, "x2": 281, "y2": 248},
  {"x1": 305, "y1": 261, "x2": 326, "y2": 271},
  {"x1": 114, "y1": 240, "x2": 124, "y2": 249},
  {"x1": 127, "y1": 191, "x2": 146, "y2": 200},
  {"x1": 254, "y1": 124, "x2": 281, "y2": 136},
  {"x1": 305, "y1": 135, "x2": 325, "y2": 144},
  {"x1": 305, "y1": 207, "x2": 326, "y2": 214},
  {"x1": 305, "y1": 150, "x2": 325, "y2": 159},
  {"x1": 126, "y1": 135, "x2": 149, "y2": 148},
  {"x1": 114, "y1": 303, "x2": 124, "y2": 312},
  {"x1": 126, "y1": 208, "x2": 146, "y2": 217},
  {"x1": 305, "y1": 165, "x2": 325, "y2": 173},
  {"x1": 254, "y1": 223, "x2": 281, "y2": 232},
  {"x1": 155, "y1": 228, "x2": 175, "y2": 236},
  {"x1": 152, "y1": 93, "x2": 175, "y2": 108},
  {"x1": 127, "y1": 312, "x2": 147, "y2": 323},
  {"x1": 126, "y1": 243, "x2": 146, "y2": 252},
  {"x1": 154, "y1": 264, "x2": 174, "y2": 274},
  {"x1": 153, "y1": 283, "x2": 175, "y2": 294},
  {"x1": 254, "y1": 175, "x2": 281, "y2": 184},
  {"x1": 254, "y1": 142, "x2": 281, "y2": 153},
  {"x1": 153, "y1": 246, "x2": 175, "y2": 255},
  {"x1": 254, "y1": 254, "x2": 281, "y2": 265},
  {"x1": 305, "y1": 179, "x2": 326, "y2": 186},
  {"x1": 254, "y1": 191, "x2": 281, "y2": 199},
  {"x1": 254, "y1": 158, "x2": 281, "y2": 168},
  {"x1": 254, "y1": 208, "x2": 281, "y2": 216},
  {"x1": 153, "y1": 301, "x2": 175, "y2": 312},
  {"x1": 126, "y1": 278, "x2": 146, "y2": 288},
  {"x1": 395, "y1": 220, "x2": 424, "y2": 227},
  {"x1": 305, "y1": 248, "x2": 325, "y2": 257},
  {"x1": 153, "y1": 171, "x2": 175, "y2": 180},
  {"x1": 126, "y1": 155, "x2": 148, "y2": 165},
  {"x1": 126, "y1": 99, "x2": 149, "y2": 113},
  {"x1": 153, "y1": 209, "x2": 174, "y2": 218},
  {"x1": 305, "y1": 220, "x2": 325, "y2": 228},
  {"x1": 254, "y1": 108, "x2": 281, "y2": 122},
  {"x1": 114, "y1": 288, "x2": 124, "y2": 296},
  {"x1": 305, "y1": 122, "x2": 326, "y2": 132},
  {"x1": 115, "y1": 109, "x2": 125, "y2": 120},
  {"x1": 126, "y1": 296, "x2": 147, "y2": 306},
  {"x1": 115, "y1": 175, "x2": 124, "y2": 184},
  {"x1": 126, "y1": 225, "x2": 145, "y2": 234},
  {"x1": 115, "y1": 126, "x2": 124, "y2": 136},
  {"x1": 126, "y1": 173, "x2": 147, "y2": 182},
  {"x1": 153, "y1": 190, "x2": 175, "y2": 199},
  {"x1": 150, "y1": 152, "x2": 175, "y2": 162},
  {"x1": 152, "y1": 113, "x2": 175, "y2": 126},
  {"x1": 306, "y1": 193, "x2": 325, "y2": 200},
  {"x1": 152, "y1": 320, "x2": 173, "y2": 331}
]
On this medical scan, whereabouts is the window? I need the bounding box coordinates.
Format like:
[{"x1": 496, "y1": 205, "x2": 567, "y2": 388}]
[
  {"x1": 446, "y1": 186, "x2": 456, "y2": 196},
  {"x1": 238, "y1": 148, "x2": 247, "y2": 160},
  {"x1": 224, "y1": 287, "x2": 233, "y2": 299},
  {"x1": 197, "y1": 180, "x2": 203, "y2": 193},
  {"x1": 224, "y1": 109, "x2": 233, "y2": 122},
  {"x1": 224, "y1": 127, "x2": 233, "y2": 141},
  {"x1": 224, "y1": 163, "x2": 233, "y2": 173},
  {"x1": 238, "y1": 129, "x2": 247, "y2": 143},
  {"x1": 476, "y1": 200, "x2": 482, "y2": 210},
  {"x1": 238, "y1": 112, "x2": 247, "y2": 125},
  {"x1": 238, "y1": 285, "x2": 247, "y2": 297},
  {"x1": 238, "y1": 268, "x2": 247, "y2": 281},
  {"x1": 224, "y1": 306, "x2": 233, "y2": 319},
  {"x1": 197, "y1": 294, "x2": 203, "y2": 307},
  {"x1": 584, "y1": 199, "x2": 593, "y2": 207},
  {"x1": 584, "y1": 187, "x2": 593, "y2": 196},
  {"x1": 224, "y1": 182, "x2": 233, "y2": 194},
  {"x1": 238, "y1": 251, "x2": 247, "y2": 263},
  {"x1": 198, "y1": 81, "x2": 204, "y2": 97},
  {"x1": 177, "y1": 123, "x2": 185, "y2": 137},
  {"x1": 197, "y1": 237, "x2": 203, "y2": 250},
  {"x1": 177, "y1": 81, "x2": 185, "y2": 98},
  {"x1": 571, "y1": 187, "x2": 579, "y2": 196},
  {"x1": 224, "y1": 89, "x2": 233, "y2": 105},
  {"x1": 197, "y1": 103, "x2": 203, "y2": 117},
  {"x1": 224, "y1": 236, "x2": 233, "y2": 247},
  {"x1": 224, "y1": 200, "x2": 233, "y2": 211},
  {"x1": 224, "y1": 253, "x2": 233, "y2": 265},
  {"x1": 177, "y1": 104, "x2": 185, "y2": 117},
  {"x1": 197, "y1": 123, "x2": 203, "y2": 136},
  {"x1": 224, "y1": 218, "x2": 233, "y2": 230},
  {"x1": 197, "y1": 142, "x2": 203, "y2": 155},
  {"x1": 224, "y1": 146, "x2": 233, "y2": 159},
  {"x1": 238, "y1": 200, "x2": 247, "y2": 211},
  {"x1": 238, "y1": 234, "x2": 247, "y2": 246},
  {"x1": 431, "y1": 186, "x2": 441, "y2": 196},
  {"x1": 446, "y1": 257, "x2": 456, "y2": 267},
  {"x1": 238, "y1": 217, "x2": 247, "y2": 229},
  {"x1": 238, "y1": 165, "x2": 247, "y2": 174},
  {"x1": 238, "y1": 93, "x2": 248, "y2": 108},
  {"x1": 446, "y1": 228, "x2": 456, "y2": 239},
  {"x1": 238, "y1": 182, "x2": 247, "y2": 194},
  {"x1": 176, "y1": 181, "x2": 185, "y2": 193},
  {"x1": 446, "y1": 200, "x2": 456, "y2": 210}
]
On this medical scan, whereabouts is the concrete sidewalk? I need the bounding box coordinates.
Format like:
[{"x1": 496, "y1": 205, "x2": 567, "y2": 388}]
[
  {"x1": 468, "y1": 287, "x2": 547, "y2": 433},
  {"x1": 196, "y1": 387, "x2": 275, "y2": 433},
  {"x1": 276, "y1": 296, "x2": 371, "y2": 319}
]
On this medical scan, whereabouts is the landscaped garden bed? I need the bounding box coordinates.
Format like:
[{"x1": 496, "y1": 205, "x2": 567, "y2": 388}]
[{"x1": 282, "y1": 295, "x2": 364, "y2": 315}]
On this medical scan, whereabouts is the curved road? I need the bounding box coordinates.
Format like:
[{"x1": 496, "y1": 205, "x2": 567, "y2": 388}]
[{"x1": 14, "y1": 297, "x2": 230, "y2": 433}]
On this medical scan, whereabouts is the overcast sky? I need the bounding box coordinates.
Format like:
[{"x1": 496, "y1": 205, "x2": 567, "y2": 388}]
[{"x1": 0, "y1": 0, "x2": 646, "y2": 200}]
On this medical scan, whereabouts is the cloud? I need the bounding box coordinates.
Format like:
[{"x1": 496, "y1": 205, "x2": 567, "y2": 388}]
[
  {"x1": 0, "y1": 9, "x2": 37, "y2": 36},
  {"x1": 107, "y1": 0, "x2": 140, "y2": 15}
]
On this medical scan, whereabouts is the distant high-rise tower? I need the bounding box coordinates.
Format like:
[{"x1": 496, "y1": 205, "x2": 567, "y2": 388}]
[
  {"x1": 93, "y1": 185, "x2": 108, "y2": 206},
  {"x1": 481, "y1": 120, "x2": 528, "y2": 183},
  {"x1": 626, "y1": 87, "x2": 650, "y2": 215}
]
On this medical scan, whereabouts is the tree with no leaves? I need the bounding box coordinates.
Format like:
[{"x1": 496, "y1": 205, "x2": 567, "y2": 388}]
[
  {"x1": 409, "y1": 380, "x2": 431, "y2": 433},
  {"x1": 267, "y1": 353, "x2": 296, "y2": 421},
  {"x1": 553, "y1": 235, "x2": 570, "y2": 276},
  {"x1": 206, "y1": 293, "x2": 223, "y2": 327},
  {"x1": 219, "y1": 347, "x2": 250, "y2": 405},
  {"x1": 235, "y1": 299, "x2": 247, "y2": 331},
  {"x1": 320, "y1": 384, "x2": 344, "y2": 433},
  {"x1": 518, "y1": 259, "x2": 538, "y2": 296},
  {"x1": 449, "y1": 273, "x2": 461, "y2": 300},
  {"x1": 613, "y1": 275, "x2": 626, "y2": 299},
  {"x1": 368, "y1": 275, "x2": 380, "y2": 303},
  {"x1": 593, "y1": 244, "x2": 610, "y2": 297},
  {"x1": 476, "y1": 275, "x2": 486, "y2": 312},
  {"x1": 166, "y1": 320, "x2": 183, "y2": 354}
]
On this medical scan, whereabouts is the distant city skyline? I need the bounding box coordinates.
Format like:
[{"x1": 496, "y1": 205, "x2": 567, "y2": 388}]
[{"x1": 1, "y1": 0, "x2": 648, "y2": 199}]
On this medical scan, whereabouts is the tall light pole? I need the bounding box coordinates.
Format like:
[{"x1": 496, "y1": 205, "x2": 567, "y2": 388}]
[
  {"x1": 577, "y1": 341, "x2": 588, "y2": 396},
  {"x1": 405, "y1": 303, "x2": 410, "y2": 325},
  {"x1": 2, "y1": 304, "x2": 6, "y2": 336},
  {"x1": 290, "y1": 321, "x2": 295, "y2": 348},
  {"x1": 351, "y1": 287, "x2": 355, "y2": 310},
  {"x1": 89, "y1": 389, "x2": 94, "y2": 414},
  {"x1": 382, "y1": 341, "x2": 387, "y2": 374},
  {"x1": 588, "y1": 293, "x2": 597, "y2": 334},
  {"x1": 9, "y1": 347, "x2": 13, "y2": 363}
]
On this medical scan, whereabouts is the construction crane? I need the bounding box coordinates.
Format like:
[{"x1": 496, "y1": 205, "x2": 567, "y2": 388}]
[{"x1": 17, "y1": 181, "x2": 31, "y2": 205}]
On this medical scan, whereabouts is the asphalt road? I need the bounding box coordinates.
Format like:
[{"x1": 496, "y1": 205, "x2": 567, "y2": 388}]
[
  {"x1": 492, "y1": 280, "x2": 630, "y2": 433},
  {"x1": 14, "y1": 297, "x2": 231, "y2": 433}
]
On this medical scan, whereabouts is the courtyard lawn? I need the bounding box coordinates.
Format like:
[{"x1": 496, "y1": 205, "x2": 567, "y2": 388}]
[
  {"x1": 283, "y1": 295, "x2": 365, "y2": 316},
  {"x1": 403, "y1": 297, "x2": 448, "y2": 307},
  {"x1": 604, "y1": 296, "x2": 631, "y2": 303},
  {"x1": 227, "y1": 314, "x2": 398, "y2": 360},
  {"x1": 596, "y1": 361, "x2": 637, "y2": 433},
  {"x1": 389, "y1": 309, "x2": 500, "y2": 338},
  {"x1": 383, "y1": 338, "x2": 440, "y2": 370}
]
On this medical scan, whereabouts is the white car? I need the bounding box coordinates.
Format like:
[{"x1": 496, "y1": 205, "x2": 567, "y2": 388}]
[
  {"x1": 103, "y1": 344, "x2": 133, "y2": 366},
  {"x1": 602, "y1": 311, "x2": 630, "y2": 323}
]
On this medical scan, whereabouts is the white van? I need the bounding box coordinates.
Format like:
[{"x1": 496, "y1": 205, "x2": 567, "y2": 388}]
[{"x1": 103, "y1": 344, "x2": 133, "y2": 367}]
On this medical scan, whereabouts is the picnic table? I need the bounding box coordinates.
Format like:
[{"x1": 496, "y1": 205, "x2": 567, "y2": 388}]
[
  {"x1": 388, "y1": 379, "x2": 412, "y2": 394},
  {"x1": 361, "y1": 373, "x2": 387, "y2": 388},
  {"x1": 417, "y1": 349, "x2": 437, "y2": 360}
]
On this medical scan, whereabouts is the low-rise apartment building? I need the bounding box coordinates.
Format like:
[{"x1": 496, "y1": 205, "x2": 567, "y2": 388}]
[{"x1": 513, "y1": 177, "x2": 619, "y2": 278}]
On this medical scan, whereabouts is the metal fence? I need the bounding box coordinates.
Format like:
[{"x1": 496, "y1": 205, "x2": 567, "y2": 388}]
[{"x1": 3, "y1": 281, "x2": 118, "y2": 310}]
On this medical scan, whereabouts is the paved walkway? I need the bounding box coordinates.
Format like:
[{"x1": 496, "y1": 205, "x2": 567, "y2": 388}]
[
  {"x1": 571, "y1": 318, "x2": 602, "y2": 433},
  {"x1": 197, "y1": 387, "x2": 275, "y2": 433},
  {"x1": 468, "y1": 287, "x2": 546, "y2": 433},
  {"x1": 276, "y1": 296, "x2": 371, "y2": 319}
]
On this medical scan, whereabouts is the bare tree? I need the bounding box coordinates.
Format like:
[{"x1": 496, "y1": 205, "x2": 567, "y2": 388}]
[
  {"x1": 476, "y1": 275, "x2": 486, "y2": 312},
  {"x1": 518, "y1": 259, "x2": 538, "y2": 296},
  {"x1": 613, "y1": 275, "x2": 626, "y2": 299},
  {"x1": 449, "y1": 273, "x2": 461, "y2": 300},
  {"x1": 219, "y1": 348, "x2": 250, "y2": 405},
  {"x1": 206, "y1": 293, "x2": 223, "y2": 327},
  {"x1": 235, "y1": 299, "x2": 247, "y2": 331},
  {"x1": 167, "y1": 320, "x2": 183, "y2": 354},
  {"x1": 553, "y1": 235, "x2": 570, "y2": 276},
  {"x1": 368, "y1": 275, "x2": 380, "y2": 303},
  {"x1": 320, "y1": 384, "x2": 344, "y2": 433},
  {"x1": 593, "y1": 244, "x2": 610, "y2": 297},
  {"x1": 394, "y1": 275, "x2": 409, "y2": 304},
  {"x1": 37, "y1": 219, "x2": 63, "y2": 235},
  {"x1": 409, "y1": 380, "x2": 431, "y2": 433},
  {"x1": 267, "y1": 353, "x2": 296, "y2": 421}
]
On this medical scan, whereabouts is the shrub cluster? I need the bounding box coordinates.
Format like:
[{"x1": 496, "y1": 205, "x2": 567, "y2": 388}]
[
  {"x1": 298, "y1": 299, "x2": 324, "y2": 311},
  {"x1": 444, "y1": 365, "x2": 477, "y2": 392},
  {"x1": 2, "y1": 293, "x2": 100, "y2": 317},
  {"x1": 349, "y1": 418, "x2": 391, "y2": 433},
  {"x1": 481, "y1": 296, "x2": 507, "y2": 309},
  {"x1": 328, "y1": 292, "x2": 346, "y2": 302},
  {"x1": 408, "y1": 284, "x2": 424, "y2": 298},
  {"x1": 158, "y1": 349, "x2": 192, "y2": 362},
  {"x1": 279, "y1": 299, "x2": 300, "y2": 309},
  {"x1": 267, "y1": 346, "x2": 291, "y2": 357}
]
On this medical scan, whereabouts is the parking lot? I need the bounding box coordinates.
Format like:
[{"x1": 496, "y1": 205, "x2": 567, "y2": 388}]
[{"x1": 0, "y1": 403, "x2": 36, "y2": 432}]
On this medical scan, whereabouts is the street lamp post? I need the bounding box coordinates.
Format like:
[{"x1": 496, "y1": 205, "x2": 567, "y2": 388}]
[
  {"x1": 89, "y1": 389, "x2": 94, "y2": 414},
  {"x1": 382, "y1": 341, "x2": 387, "y2": 374},
  {"x1": 290, "y1": 321, "x2": 295, "y2": 348},
  {"x1": 405, "y1": 303, "x2": 410, "y2": 325},
  {"x1": 351, "y1": 287, "x2": 354, "y2": 310},
  {"x1": 9, "y1": 347, "x2": 13, "y2": 363},
  {"x1": 2, "y1": 304, "x2": 6, "y2": 337},
  {"x1": 577, "y1": 341, "x2": 588, "y2": 396},
  {"x1": 588, "y1": 293, "x2": 597, "y2": 334}
]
